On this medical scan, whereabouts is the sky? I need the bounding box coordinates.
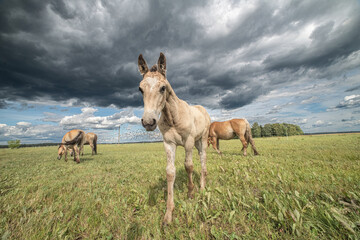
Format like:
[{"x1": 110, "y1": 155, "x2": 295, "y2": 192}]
[{"x1": 0, "y1": 0, "x2": 360, "y2": 144}]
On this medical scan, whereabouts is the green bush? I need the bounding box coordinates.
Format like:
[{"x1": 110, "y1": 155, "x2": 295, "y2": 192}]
[{"x1": 7, "y1": 140, "x2": 21, "y2": 149}]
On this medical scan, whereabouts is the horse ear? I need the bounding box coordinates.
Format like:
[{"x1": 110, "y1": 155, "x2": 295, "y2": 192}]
[
  {"x1": 138, "y1": 54, "x2": 149, "y2": 76},
  {"x1": 157, "y1": 52, "x2": 166, "y2": 77}
]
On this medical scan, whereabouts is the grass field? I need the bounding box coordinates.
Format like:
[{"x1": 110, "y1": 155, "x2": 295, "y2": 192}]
[{"x1": 1, "y1": 134, "x2": 360, "y2": 239}]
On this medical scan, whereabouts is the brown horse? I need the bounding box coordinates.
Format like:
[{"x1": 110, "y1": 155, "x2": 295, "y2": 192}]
[
  {"x1": 79, "y1": 132, "x2": 97, "y2": 155},
  {"x1": 138, "y1": 52, "x2": 211, "y2": 225},
  {"x1": 208, "y1": 119, "x2": 259, "y2": 156},
  {"x1": 57, "y1": 129, "x2": 85, "y2": 163}
]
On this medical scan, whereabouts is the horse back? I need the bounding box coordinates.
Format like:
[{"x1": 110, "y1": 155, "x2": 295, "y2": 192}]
[{"x1": 62, "y1": 129, "x2": 85, "y2": 146}]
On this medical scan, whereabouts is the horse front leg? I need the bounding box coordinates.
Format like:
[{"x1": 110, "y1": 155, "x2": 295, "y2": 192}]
[
  {"x1": 163, "y1": 141, "x2": 176, "y2": 225},
  {"x1": 64, "y1": 148, "x2": 68, "y2": 162},
  {"x1": 184, "y1": 140, "x2": 195, "y2": 199},
  {"x1": 195, "y1": 139, "x2": 207, "y2": 191}
]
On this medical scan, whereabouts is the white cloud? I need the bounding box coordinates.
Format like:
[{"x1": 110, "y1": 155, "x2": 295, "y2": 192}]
[
  {"x1": 60, "y1": 107, "x2": 141, "y2": 130},
  {"x1": 301, "y1": 96, "x2": 318, "y2": 104},
  {"x1": 0, "y1": 123, "x2": 64, "y2": 144},
  {"x1": 312, "y1": 120, "x2": 333, "y2": 128},
  {"x1": 327, "y1": 94, "x2": 360, "y2": 111},
  {"x1": 293, "y1": 118, "x2": 308, "y2": 124},
  {"x1": 16, "y1": 122, "x2": 32, "y2": 127}
]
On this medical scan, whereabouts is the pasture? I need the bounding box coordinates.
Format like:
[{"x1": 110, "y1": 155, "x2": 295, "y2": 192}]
[{"x1": 0, "y1": 134, "x2": 359, "y2": 239}]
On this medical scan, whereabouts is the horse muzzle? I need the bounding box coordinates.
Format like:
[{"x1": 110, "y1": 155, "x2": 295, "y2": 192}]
[{"x1": 141, "y1": 117, "x2": 157, "y2": 131}]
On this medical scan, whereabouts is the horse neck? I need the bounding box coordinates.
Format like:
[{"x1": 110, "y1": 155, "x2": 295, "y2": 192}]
[{"x1": 161, "y1": 84, "x2": 184, "y2": 126}]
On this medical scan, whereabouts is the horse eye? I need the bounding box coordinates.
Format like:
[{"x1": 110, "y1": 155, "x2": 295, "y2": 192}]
[
  {"x1": 139, "y1": 87, "x2": 144, "y2": 94},
  {"x1": 160, "y1": 86, "x2": 166, "y2": 93}
]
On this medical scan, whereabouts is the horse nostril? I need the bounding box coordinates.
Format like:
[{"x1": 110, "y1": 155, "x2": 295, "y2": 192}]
[{"x1": 152, "y1": 119, "x2": 156, "y2": 125}]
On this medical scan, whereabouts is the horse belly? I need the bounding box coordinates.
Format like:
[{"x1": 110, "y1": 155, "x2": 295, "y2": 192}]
[
  {"x1": 216, "y1": 127, "x2": 234, "y2": 140},
  {"x1": 191, "y1": 106, "x2": 210, "y2": 140}
]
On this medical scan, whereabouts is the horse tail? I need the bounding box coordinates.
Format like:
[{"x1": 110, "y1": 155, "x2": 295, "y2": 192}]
[
  {"x1": 244, "y1": 119, "x2": 251, "y2": 144},
  {"x1": 245, "y1": 120, "x2": 259, "y2": 155},
  {"x1": 93, "y1": 135, "x2": 97, "y2": 154},
  {"x1": 64, "y1": 131, "x2": 84, "y2": 146}
]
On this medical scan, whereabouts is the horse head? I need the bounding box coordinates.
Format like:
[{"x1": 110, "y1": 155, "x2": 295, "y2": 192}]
[
  {"x1": 138, "y1": 52, "x2": 169, "y2": 131},
  {"x1": 57, "y1": 144, "x2": 66, "y2": 160}
]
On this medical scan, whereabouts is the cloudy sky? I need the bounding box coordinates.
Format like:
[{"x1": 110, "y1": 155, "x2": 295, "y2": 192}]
[{"x1": 1, "y1": 0, "x2": 360, "y2": 144}]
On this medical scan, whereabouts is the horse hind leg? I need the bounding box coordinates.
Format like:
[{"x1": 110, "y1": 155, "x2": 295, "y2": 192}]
[
  {"x1": 249, "y1": 138, "x2": 259, "y2": 155},
  {"x1": 238, "y1": 134, "x2": 248, "y2": 156},
  {"x1": 73, "y1": 145, "x2": 80, "y2": 163}
]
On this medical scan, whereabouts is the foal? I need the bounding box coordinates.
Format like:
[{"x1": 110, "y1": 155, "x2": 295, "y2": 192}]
[{"x1": 138, "y1": 52, "x2": 211, "y2": 225}]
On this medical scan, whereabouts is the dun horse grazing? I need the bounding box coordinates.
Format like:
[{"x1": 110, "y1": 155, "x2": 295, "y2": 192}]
[
  {"x1": 80, "y1": 132, "x2": 97, "y2": 156},
  {"x1": 208, "y1": 119, "x2": 259, "y2": 156},
  {"x1": 57, "y1": 129, "x2": 85, "y2": 163},
  {"x1": 138, "y1": 52, "x2": 211, "y2": 225}
]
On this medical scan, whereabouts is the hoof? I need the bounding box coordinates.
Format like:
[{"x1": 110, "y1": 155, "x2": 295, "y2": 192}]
[
  {"x1": 163, "y1": 213, "x2": 172, "y2": 226},
  {"x1": 187, "y1": 191, "x2": 194, "y2": 199}
]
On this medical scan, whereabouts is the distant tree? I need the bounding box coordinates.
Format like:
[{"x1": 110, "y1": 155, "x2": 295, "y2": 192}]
[
  {"x1": 258, "y1": 123, "x2": 304, "y2": 137},
  {"x1": 295, "y1": 125, "x2": 304, "y2": 135},
  {"x1": 8, "y1": 140, "x2": 21, "y2": 149},
  {"x1": 271, "y1": 123, "x2": 285, "y2": 136},
  {"x1": 262, "y1": 124, "x2": 272, "y2": 137},
  {"x1": 251, "y1": 122, "x2": 261, "y2": 138}
]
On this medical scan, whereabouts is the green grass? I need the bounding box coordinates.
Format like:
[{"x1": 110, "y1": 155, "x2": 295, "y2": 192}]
[{"x1": 1, "y1": 134, "x2": 360, "y2": 239}]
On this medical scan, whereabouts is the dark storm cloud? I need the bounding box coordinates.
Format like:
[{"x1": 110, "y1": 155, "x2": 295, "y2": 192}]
[
  {"x1": 0, "y1": 99, "x2": 8, "y2": 109},
  {"x1": 346, "y1": 85, "x2": 360, "y2": 92},
  {"x1": 1, "y1": 0, "x2": 360, "y2": 110}
]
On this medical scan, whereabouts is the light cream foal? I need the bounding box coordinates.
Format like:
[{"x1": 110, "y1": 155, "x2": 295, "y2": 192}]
[{"x1": 138, "y1": 52, "x2": 211, "y2": 225}]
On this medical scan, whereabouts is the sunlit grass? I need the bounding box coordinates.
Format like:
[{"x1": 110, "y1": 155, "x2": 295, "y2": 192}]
[{"x1": 1, "y1": 134, "x2": 359, "y2": 239}]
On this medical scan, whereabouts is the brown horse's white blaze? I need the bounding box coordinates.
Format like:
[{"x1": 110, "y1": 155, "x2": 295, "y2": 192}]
[
  {"x1": 57, "y1": 129, "x2": 85, "y2": 163},
  {"x1": 138, "y1": 53, "x2": 211, "y2": 225},
  {"x1": 208, "y1": 119, "x2": 259, "y2": 156}
]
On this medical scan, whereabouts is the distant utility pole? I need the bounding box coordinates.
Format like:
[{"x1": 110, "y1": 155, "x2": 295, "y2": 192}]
[{"x1": 118, "y1": 125, "x2": 121, "y2": 144}]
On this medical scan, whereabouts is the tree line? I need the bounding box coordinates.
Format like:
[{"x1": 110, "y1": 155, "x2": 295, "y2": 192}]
[{"x1": 251, "y1": 122, "x2": 304, "y2": 138}]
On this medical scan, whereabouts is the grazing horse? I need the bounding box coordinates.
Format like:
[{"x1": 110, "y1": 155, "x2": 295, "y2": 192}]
[
  {"x1": 57, "y1": 129, "x2": 85, "y2": 163},
  {"x1": 208, "y1": 119, "x2": 259, "y2": 156},
  {"x1": 79, "y1": 132, "x2": 98, "y2": 156},
  {"x1": 138, "y1": 52, "x2": 211, "y2": 225}
]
